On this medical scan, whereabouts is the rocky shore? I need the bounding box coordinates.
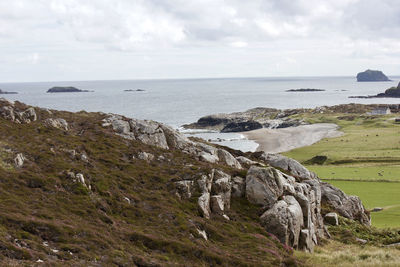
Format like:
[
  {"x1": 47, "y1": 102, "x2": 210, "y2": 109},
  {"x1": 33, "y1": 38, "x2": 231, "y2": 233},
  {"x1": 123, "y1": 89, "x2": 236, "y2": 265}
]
[{"x1": 350, "y1": 82, "x2": 400, "y2": 98}]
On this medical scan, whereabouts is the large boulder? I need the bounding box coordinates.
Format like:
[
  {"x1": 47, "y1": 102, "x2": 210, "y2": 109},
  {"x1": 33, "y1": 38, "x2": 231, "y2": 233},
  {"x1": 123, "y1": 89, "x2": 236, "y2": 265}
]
[
  {"x1": 217, "y1": 149, "x2": 242, "y2": 169},
  {"x1": 260, "y1": 196, "x2": 303, "y2": 248},
  {"x1": 259, "y1": 153, "x2": 317, "y2": 181},
  {"x1": 45, "y1": 118, "x2": 69, "y2": 131},
  {"x1": 246, "y1": 166, "x2": 285, "y2": 208},
  {"x1": 320, "y1": 182, "x2": 370, "y2": 225},
  {"x1": 130, "y1": 119, "x2": 169, "y2": 149}
]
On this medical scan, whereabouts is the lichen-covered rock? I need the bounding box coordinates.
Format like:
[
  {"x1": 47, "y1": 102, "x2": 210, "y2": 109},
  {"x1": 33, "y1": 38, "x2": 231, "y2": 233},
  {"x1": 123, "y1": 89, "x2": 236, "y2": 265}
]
[
  {"x1": 0, "y1": 104, "x2": 37, "y2": 124},
  {"x1": 246, "y1": 166, "x2": 285, "y2": 208},
  {"x1": 210, "y1": 195, "x2": 224, "y2": 215},
  {"x1": 211, "y1": 170, "x2": 232, "y2": 210},
  {"x1": 14, "y1": 153, "x2": 25, "y2": 168},
  {"x1": 45, "y1": 118, "x2": 69, "y2": 131},
  {"x1": 235, "y1": 156, "x2": 260, "y2": 167},
  {"x1": 324, "y1": 212, "x2": 339, "y2": 226},
  {"x1": 137, "y1": 152, "x2": 154, "y2": 162},
  {"x1": 130, "y1": 119, "x2": 169, "y2": 149},
  {"x1": 260, "y1": 196, "x2": 303, "y2": 248},
  {"x1": 259, "y1": 153, "x2": 317, "y2": 181},
  {"x1": 321, "y1": 182, "x2": 370, "y2": 225},
  {"x1": 175, "y1": 180, "x2": 194, "y2": 199},
  {"x1": 217, "y1": 149, "x2": 242, "y2": 169},
  {"x1": 198, "y1": 192, "x2": 211, "y2": 219},
  {"x1": 231, "y1": 176, "x2": 245, "y2": 198}
]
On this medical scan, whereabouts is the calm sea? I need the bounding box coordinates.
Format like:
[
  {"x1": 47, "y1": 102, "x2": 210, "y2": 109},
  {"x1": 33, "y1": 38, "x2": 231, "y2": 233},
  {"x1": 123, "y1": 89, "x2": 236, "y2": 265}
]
[{"x1": 1, "y1": 76, "x2": 399, "y2": 151}]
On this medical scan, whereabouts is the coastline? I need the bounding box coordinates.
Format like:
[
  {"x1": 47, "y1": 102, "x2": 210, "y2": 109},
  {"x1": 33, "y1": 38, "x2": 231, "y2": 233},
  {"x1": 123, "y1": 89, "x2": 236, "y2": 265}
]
[{"x1": 242, "y1": 123, "x2": 343, "y2": 154}]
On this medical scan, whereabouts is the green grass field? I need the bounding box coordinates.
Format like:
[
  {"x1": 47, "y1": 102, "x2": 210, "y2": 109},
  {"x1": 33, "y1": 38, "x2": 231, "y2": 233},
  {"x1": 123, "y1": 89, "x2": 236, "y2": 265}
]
[{"x1": 284, "y1": 113, "x2": 400, "y2": 228}]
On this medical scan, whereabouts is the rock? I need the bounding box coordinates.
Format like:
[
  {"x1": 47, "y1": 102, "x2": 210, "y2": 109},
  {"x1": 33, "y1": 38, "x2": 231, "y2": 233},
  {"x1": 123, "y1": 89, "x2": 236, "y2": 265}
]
[
  {"x1": 324, "y1": 212, "x2": 339, "y2": 226},
  {"x1": 80, "y1": 153, "x2": 89, "y2": 162},
  {"x1": 175, "y1": 180, "x2": 194, "y2": 199},
  {"x1": 197, "y1": 174, "x2": 213, "y2": 194},
  {"x1": 198, "y1": 193, "x2": 211, "y2": 219},
  {"x1": 299, "y1": 229, "x2": 314, "y2": 252},
  {"x1": 371, "y1": 207, "x2": 383, "y2": 212},
  {"x1": 199, "y1": 152, "x2": 219, "y2": 163},
  {"x1": 221, "y1": 121, "x2": 262, "y2": 132},
  {"x1": 286, "y1": 89, "x2": 325, "y2": 92},
  {"x1": 196, "y1": 229, "x2": 208, "y2": 241},
  {"x1": 260, "y1": 196, "x2": 303, "y2": 248},
  {"x1": 245, "y1": 166, "x2": 285, "y2": 208},
  {"x1": 231, "y1": 176, "x2": 245, "y2": 198},
  {"x1": 356, "y1": 69, "x2": 390, "y2": 82},
  {"x1": 210, "y1": 195, "x2": 224, "y2": 215},
  {"x1": 137, "y1": 152, "x2": 154, "y2": 162},
  {"x1": 0, "y1": 89, "x2": 18, "y2": 94},
  {"x1": 160, "y1": 124, "x2": 193, "y2": 150},
  {"x1": 111, "y1": 119, "x2": 131, "y2": 135},
  {"x1": 320, "y1": 182, "x2": 370, "y2": 225},
  {"x1": 44, "y1": 118, "x2": 69, "y2": 131},
  {"x1": 235, "y1": 156, "x2": 260, "y2": 167},
  {"x1": 74, "y1": 173, "x2": 90, "y2": 189},
  {"x1": 355, "y1": 237, "x2": 368, "y2": 244},
  {"x1": 14, "y1": 153, "x2": 25, "y2": 168},
  {"x1": 130, "y1": 119, "x2": 169, "y2": 149},
  {"x1": 217, "y1": 149, "x2": 242, "y2": 169},
  {"x1": 211, "y1": 170, "x2": 232, "y2": 210},
  {"x1": 47, "y1": 86, "x2": 92, "y2": 93},
  {"x1": 0, "y1": 106, "x2": 16, "y2": 121},
  {"x1": 259, "y1": 153, "x2": 317, "y2": 181}
]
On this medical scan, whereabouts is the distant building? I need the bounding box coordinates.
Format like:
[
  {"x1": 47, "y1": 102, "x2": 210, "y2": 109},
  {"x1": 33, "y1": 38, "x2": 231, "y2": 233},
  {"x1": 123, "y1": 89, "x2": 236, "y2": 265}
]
[{"x1": 368, "y1": 107, "x2": 391, "y2": 115}]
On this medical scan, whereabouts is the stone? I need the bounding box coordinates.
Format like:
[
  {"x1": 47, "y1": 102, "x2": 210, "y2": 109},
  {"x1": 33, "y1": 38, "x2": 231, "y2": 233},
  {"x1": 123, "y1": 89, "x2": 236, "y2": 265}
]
[
  {"x1": 245, "y1": 166, "x2": 284, "y2": 208},
  {"x1": 259, "y1": 153, "x2": 317, "y2": 181},
  {"x1": 111, "y1": 119, "x2": 131, "y2": 135},
  {"x1": 235, "y1": 156, "x2": 260, "y2": 167},
  {"x1": 75, "y1": 173, "x2": 89, "y2": 189},
  {"x1": 299, "y1": 229, "x2": 314, "y2": 252},
  {"x1": 217, "y1": 149, "x2": 242, "y2": 169},
  {"x1": 211, "y1": 170, "x2": 232, "y2": 210},
  {"x1": 197, "y1": 174, "x2": 213, "y2": 194},
  {"x1": 80, "y1": 153, "x2": 89, "y2": 162},
  {"x1": 19, "y1": 107, "x2": 37, "y2": 123},
  {"x1": 45, "y1": 118, "x2": 69, "y2": 131},
  {"x1": 14, "y1": 153, "x2": 25, "y2": 168},
  {"x1": 221, "y1": 120, "x2": 262, "y2": 132},
  {"x1": 210, "y1": 195, "x2": 224, "y2": 215},
  {"x1": 324, "y1": 212, "x2": 339, "y2": 226},
  {"x1": 196, "y1": 229, "x2": 208, "y2": 241},
  {"x1": 355, "y1": 237, "x2": 368, "y2": 244},
  {"x1": 199, "y1": 152, "x2": 219, "y2": 163},
  {"x1": 137, "y1": 152, "x2": 154, "y2": 162},
  {"x1": 231, "y1": 176, "x2": 245, "y2": 198},
  {"x1": 198, "y1": 192, "x2": 211, "y2": 219},
  {"x1": 260, "y1": 196, "x2": 303, "y2": 248},
  {"x1": 371, "y1": 207, "x2": 383, "y2": 212},
  {"x1": 175, "y1": 180, "x2": 194, "y2": 199},
  {"x1": 130, "y1": 119, "x2": 169, "y2": 149},
  {"x1": 160, "y1": 124, "x2": 193, "y2": 150},
  {"x1": 320, "y1": 182, "x2": 370, "y2": 225}
]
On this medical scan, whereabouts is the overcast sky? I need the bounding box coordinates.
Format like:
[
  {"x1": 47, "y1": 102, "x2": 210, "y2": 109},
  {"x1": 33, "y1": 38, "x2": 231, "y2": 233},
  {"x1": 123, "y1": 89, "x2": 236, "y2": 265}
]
[{"x1": 0, "y1": 0, "x2": 399, "y2": 82}]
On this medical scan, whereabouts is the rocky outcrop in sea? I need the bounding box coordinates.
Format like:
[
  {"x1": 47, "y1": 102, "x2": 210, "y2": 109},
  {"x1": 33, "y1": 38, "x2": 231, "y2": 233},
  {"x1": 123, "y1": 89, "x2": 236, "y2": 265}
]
[{"x1": 356, "y1": 69, "x2": 390, "y2": 82}]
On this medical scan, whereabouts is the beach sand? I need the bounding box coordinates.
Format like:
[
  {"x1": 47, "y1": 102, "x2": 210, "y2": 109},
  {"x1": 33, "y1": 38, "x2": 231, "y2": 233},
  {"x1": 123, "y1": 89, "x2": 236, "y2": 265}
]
[{"x1": 242, "y1": 123, "x2": 343, "y2": 154}]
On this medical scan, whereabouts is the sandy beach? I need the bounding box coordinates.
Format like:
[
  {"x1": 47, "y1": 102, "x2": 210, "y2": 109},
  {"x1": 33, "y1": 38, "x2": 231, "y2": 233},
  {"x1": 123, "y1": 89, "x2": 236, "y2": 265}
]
[{"x1": 242, "y1": 123, "x2": 343, "y2": 154}]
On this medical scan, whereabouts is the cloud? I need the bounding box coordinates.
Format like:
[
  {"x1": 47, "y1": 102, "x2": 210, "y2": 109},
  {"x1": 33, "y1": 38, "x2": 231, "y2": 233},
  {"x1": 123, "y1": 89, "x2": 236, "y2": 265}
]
[{"x1": 1, "y1": 0, "x2": 400, "y2": 81}]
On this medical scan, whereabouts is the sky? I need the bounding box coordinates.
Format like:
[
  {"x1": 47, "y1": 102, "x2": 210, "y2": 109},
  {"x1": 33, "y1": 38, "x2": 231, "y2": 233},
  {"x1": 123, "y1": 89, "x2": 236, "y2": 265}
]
[{"x1": 0, "y1": 0, "x2": 400, "y2": 82}]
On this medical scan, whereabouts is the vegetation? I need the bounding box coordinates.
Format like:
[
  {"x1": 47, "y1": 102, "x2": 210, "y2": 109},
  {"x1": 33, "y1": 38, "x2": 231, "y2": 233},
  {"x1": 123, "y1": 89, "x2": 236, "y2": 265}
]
[
  {"x1": 0, "y1": 103, "x2": 300, "y2": 266},
  {"x1": 284, "y1": 111, "x2": 400, "y2": 229}
]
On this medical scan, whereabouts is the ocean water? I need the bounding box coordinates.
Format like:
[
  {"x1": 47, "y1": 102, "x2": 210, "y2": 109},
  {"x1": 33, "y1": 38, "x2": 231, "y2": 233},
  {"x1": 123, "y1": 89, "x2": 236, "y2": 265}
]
[{"x1": 1, "y1": 76, "x2": 399, "y2": 151}]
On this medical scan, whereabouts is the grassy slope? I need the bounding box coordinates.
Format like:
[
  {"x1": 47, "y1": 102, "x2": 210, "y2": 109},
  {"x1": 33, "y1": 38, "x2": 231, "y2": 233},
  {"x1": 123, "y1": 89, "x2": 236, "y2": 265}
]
[
  {"x1": 0, "y1": 103, "x2": 300, "y2": 266},
  {"x1": 284, "y1": 113, "x2": 400, "y2": 228}
]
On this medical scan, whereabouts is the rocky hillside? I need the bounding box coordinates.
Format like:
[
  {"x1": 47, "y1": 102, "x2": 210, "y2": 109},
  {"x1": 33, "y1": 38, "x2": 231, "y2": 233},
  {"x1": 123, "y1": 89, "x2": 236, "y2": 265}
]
[{"x1": 0, "y1": 98, "x2": 371, "y2": 266}]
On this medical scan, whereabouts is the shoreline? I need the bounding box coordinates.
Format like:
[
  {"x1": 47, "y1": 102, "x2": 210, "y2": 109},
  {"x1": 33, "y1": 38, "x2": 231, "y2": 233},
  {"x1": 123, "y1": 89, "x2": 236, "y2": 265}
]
[{"x1": 242, "y1": 123, "x2": 343, "y2": 154}]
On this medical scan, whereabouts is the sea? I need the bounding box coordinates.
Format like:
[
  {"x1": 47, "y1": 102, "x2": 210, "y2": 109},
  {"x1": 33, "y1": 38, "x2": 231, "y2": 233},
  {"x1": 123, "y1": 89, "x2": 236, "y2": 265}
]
[{"x1": 1, "y1": 76, "x2": 399, "y2": 152}]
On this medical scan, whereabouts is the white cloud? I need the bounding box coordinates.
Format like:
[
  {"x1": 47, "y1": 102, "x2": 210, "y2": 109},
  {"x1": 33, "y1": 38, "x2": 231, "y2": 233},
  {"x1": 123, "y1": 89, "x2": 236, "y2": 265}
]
[{"x1": 0, "y1": 0, "x2": 400, "y2": 81}]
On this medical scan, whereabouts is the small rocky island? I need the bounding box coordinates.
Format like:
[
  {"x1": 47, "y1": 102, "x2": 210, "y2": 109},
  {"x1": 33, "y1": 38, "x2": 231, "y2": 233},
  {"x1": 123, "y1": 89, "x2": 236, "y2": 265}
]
[
  {"x1": 350, "y1": 82, "x2": 400, "y2": 98},
  {"x1": 286, "y1": 88, "x2": 325, "y2": 92},
  {"x1": 47, "y1": 86, "x2": 92, "y2": 93},
  {"x1": 0, "y1": 89, "x2": 18, "y2": 94},
  {"x1": 124, "y1": 89, "x2": 145, "y2": 92},
  {"x1": 356, "y1": 69, "x2": 390, "y2": 82}
]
